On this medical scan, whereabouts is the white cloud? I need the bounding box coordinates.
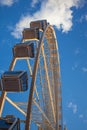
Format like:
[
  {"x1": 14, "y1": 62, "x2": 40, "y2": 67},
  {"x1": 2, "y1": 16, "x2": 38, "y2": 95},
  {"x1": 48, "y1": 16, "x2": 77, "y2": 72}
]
[
  {"x1": 82, "y1": 67, "x2": 87, "y2": 72},
  {"x1": 0, "y1": 0, "x2": 17, "y2": 6},
  {"x1": 11, "y1": 15, "x2": 35, "y2": 39},
  {"x1": 11, "y1": 0, "x2": 85, "y2": 39},
  {"x1": 67, "y1": 102, "x2": 77, "y2": 114}
]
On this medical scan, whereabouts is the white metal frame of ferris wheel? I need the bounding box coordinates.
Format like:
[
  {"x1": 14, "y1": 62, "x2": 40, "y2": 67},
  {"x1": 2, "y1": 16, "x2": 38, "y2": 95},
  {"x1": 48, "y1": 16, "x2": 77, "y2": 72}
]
[{"x1": 0, "y1": 22, "x2": 63, "y2": 130}]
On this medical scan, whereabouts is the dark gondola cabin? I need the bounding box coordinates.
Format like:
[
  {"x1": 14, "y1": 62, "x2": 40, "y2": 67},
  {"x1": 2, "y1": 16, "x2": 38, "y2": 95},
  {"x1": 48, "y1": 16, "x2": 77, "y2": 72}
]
[
  {"x1": 22, "y1": 28, "x2": 39, "y2": 41},
  {"x1": 30, "y1": 20, "x2": 47, "y2": 31},
  {"x1": 1, "y1": 71, "x2": 28, "y2": 92},
  {"x1": 0, "y1": 115, "x2": 20, "y2": 130},
  {"x1": 13, "y1": 42, "x2": 34, "y2": 58}
]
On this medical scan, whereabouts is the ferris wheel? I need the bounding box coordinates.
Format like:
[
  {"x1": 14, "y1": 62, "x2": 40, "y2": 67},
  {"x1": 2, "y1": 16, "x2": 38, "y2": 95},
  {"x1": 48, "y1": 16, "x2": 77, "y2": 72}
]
[{"x1": 0, "y1": 20, "x2": 63, "y2": 130}]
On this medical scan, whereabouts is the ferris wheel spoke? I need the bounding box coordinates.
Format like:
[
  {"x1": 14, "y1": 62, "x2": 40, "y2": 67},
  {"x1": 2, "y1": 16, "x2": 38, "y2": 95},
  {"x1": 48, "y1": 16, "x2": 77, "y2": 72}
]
[
  {"x1": 26, "y1": 58, "x2": 40, "y2": 102},
  {"x1": 33, "y1": 99, "x2": 54, "y2": 130},
  {"x1": 6, "y1": 96, "x2": 26, "y2": 116}
]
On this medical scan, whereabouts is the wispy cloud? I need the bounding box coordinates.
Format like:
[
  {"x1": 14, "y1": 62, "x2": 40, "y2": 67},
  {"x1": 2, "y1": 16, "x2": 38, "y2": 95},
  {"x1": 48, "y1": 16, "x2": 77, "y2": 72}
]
[
  {"x1": 82, "y1": 67, "x2": 87, "y2": 72},
  {"x1": 0, "y1": 70, "x2": 4, "y2": 75},
  {"x1": 72, "y1": 63, "x2": 78, "y2": 71},
  {"x1": 75, "y1": 48, "x2": 80, "y2": 55},
  {"x1": 31, "y1": 0, "x2": 40, "y2": 7},
  {"x1": 79, "y1": 114, "x2": 87, "y2": 124},
  {"x1": 79, "y1": 15, "x2": 85, "y2": 23},
  {"x1": 11, "y1": 0, "x2": 85, "y2": 39},
  {"x1": 85, "y1": 15, "x2": 87, "y2": 21},
  {"x1": 67, "y1": 102, "x2": 77, "y2": 114},
  {"x1": 84, "y1": 120, "x2": 87, "y2": 123},
  {"x1": 79, "y1": 114, "x2": 84, "y2": 118},
  {"x1": 0, "y1": 0, "x2": 18, "y2": 7},
  {"x1": 79, "y1": 14, "x2": 87, "y2": 23}
]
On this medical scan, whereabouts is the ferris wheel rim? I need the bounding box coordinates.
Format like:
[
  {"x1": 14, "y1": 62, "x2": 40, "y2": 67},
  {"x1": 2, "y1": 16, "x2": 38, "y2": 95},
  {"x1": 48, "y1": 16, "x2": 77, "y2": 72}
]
[{"x1": 25, "y1": 24, "x2": 62, "y2": 130}]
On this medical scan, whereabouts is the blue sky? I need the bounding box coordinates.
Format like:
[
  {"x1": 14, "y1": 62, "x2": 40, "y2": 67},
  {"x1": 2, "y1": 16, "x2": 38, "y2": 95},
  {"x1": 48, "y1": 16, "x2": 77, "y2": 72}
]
[{"x1": 0, "y1": 0, "x2": 87, "y2": 130}]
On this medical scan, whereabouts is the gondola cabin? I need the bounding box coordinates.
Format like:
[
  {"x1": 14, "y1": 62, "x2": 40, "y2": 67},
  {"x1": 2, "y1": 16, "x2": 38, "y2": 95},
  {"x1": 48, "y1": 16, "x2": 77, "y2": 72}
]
[
  {"x1": 22, "y1": 28, "x2": 39, "y2": 41},
  {"x1": 1, "y1": 71, "x2": 28, "y2": 92},
  {"x1": 0, "y1": 115, "x2": 20, "y2": 130},
  {"x1": 13, "y1": 42, "x2": 34, "y2": 58},
  {"x1": 30, "y1": 20, "x2": 47, "y2": 31}
]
